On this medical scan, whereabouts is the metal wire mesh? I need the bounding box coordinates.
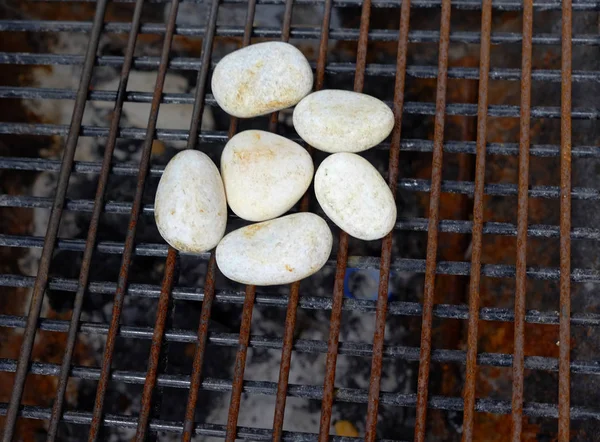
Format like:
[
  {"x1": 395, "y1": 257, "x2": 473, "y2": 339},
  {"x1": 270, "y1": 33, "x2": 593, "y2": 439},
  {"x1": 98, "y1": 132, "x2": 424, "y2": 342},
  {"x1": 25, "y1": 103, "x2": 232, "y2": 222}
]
[{"x1": 0, "y1": 0, "x2": 594, "y2": 440}]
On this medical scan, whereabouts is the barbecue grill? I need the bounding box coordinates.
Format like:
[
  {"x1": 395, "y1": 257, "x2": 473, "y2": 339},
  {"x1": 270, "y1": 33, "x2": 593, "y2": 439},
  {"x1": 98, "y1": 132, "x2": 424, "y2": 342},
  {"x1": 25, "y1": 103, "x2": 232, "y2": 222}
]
[{"x1": 0, "y1": 0, "x2": 596, "y2": 440}]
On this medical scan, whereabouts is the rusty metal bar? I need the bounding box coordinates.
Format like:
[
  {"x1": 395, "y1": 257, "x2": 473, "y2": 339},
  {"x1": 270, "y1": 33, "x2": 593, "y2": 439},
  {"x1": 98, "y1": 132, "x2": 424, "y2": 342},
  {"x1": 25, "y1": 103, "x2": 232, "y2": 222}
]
[
  {"x1": 181, "y1": 253, "x2": 216, "y2": 441},
  {"x1": 461, "y1": 0, "x2": 492, "y2": 438},
  {"x1": 45, "y1": 2, "x2": 144, "y2": 440},
  {"x1": 181, "y1": 0, "x2": 256, "y2": 438},
  {"x1": 363, "y1": 0, "x2": 411, "y2": 441},
  {"x1": 317, "y1": 236, "x2": 349, "y2": 442},
  {"x1": 318, "y1": 0, "x2": 372, "y2": 440},
  {"x1": 353, "y1": 0, "x2": 371, "y2": 92},
  {"x1": 87, "y1": 1, "x2": 180, "y2": 440},
  {"x1": 414, "y1": 0, "x2": 451, "y2": 439},
  {"x1": 1, "y1": 1, "x2": 108, "y2": 440},
  {"x1": 511, "y1": 0, "x2": 533, "y2": 439},
  {"x1": 558, "y1": 0, "x2": 572, "y2": 439},
  {"x1": 135, "y1": 248, "x2": 177, "y2": 441},
  {"x1": 225, "y1": 285, "x2": 257, "y2": 442}
]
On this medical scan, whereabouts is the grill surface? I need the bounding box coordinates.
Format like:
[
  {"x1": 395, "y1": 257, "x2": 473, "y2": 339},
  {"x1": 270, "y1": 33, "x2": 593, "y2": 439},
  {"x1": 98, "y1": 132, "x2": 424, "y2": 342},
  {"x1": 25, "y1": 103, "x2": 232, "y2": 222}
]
[{"x1": 0, "y1": 0, "x2": 597, "y2": 440}]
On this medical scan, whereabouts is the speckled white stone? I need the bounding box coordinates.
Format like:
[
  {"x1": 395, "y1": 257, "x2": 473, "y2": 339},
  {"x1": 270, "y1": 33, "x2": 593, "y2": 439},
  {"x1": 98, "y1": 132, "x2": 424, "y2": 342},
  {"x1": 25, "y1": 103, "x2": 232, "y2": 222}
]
[
  {"x1": 221, "y1": 130, "x2": 314, "y2": 222},
  {"x1": 155, "y1": 150, "x2": 227, "y2": 253},
  {"x1": 216, "y1": 213, "x2": 332, "y2": 286},
  {"x1": 314, "y1": 152, "x2": 396, "y2": 240},
  {"x1": 211, "y1": 42, "x2": 313, "y2": 118},
  {"x1": 293, "y1": 90, "x2": 395, "y2": 153}
]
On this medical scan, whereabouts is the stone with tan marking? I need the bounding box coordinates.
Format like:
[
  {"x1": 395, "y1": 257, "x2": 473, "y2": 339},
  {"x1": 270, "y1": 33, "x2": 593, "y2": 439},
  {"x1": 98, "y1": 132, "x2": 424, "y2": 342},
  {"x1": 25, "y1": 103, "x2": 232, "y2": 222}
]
[
  {"x1": 293, "y1": 89, "x2": 394, "y2": 153},
  {"x1": 315, "y1": 152, "x2": 396, "y2": 240},
  {"x1": 211, "y1": 42, "x2": 313, "y2": 118},
  {"x1": 221, "y1": 130, "x2": 313, "y2": 222},
  {"x1": 155, "y1": 150, "x2": 227, "y2": 253},
  {"x1": 216, "y1": 213, "x2": 332, "y2": 285}
]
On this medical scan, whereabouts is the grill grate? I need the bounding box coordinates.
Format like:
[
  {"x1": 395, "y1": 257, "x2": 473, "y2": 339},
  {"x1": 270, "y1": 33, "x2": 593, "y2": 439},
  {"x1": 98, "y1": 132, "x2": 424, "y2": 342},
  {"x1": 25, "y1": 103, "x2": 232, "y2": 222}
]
[{"x1": 0, "y1": 0, "x2": 594, "y2": 440}]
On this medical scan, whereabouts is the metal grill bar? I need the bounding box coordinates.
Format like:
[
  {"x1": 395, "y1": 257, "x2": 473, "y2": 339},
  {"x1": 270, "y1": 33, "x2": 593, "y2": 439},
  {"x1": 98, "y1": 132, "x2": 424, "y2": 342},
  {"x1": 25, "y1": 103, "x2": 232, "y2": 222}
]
[
  {"x1": 511, "y1": 0, "x2": 533, "y2": 438},
  {"x1": 3, "y1": 138, "x2": 600, "y2": 162},
  {"x1": 6, "y1": 179, "x2": 600, "y2": 208},
  {"x1": 2, "y1": 307, "x2": 600, "y2": 345},
  {"x1": 2, "y1": 248, "x2": 599, "y2": 280},
  {"x1": 0, "y1": 21, "x2": 594, "y2": 48},
  {"x1": 87, "y1": 2, "x2": 181, "y2": 439},
  {"x1": 5, "y1": 19, "x2": 600, "y2": 47},
  {"x1": 226, "y1": 284, "x2": 257, "y2": 441},
  {"x1": 6, "y1": 217, "x2": 600, "y2": 249},
  {"x1": 1, "y1": 1, "x2": 108, "y2": 439},
  {"x1": 414, "y1": 0, "x2": 450, "y2": 438},
  {"x1": 559, "y1": 0, "x2": 573, "y2": 438},
  {"x1": 2, "y1": 398, "x2": 600, "y2": 436},
  {"x1": 135, "y1": 248, "x2": 176, "y2": 440},
  {"x1": 36, "y1": 0, "x2": 600, "y2": 11},
  {"x1": 0, "y1": 99, "x2": 599, "y2": 121},
  {"x1": 462, "y1": 0, "x2": 492, "y2": 437},
  {"x1": 2, "y1": 346, "x2": 600, "y2": 383},
  {"x1": 4, "y1": 53, "x2": 600, "y2": 84},
  {"x1": 2, "y1": 275, "x2": 600, "y2": 327},
  {"x1": 364, "y1": 0, "x2": 410, "y2": 440}
]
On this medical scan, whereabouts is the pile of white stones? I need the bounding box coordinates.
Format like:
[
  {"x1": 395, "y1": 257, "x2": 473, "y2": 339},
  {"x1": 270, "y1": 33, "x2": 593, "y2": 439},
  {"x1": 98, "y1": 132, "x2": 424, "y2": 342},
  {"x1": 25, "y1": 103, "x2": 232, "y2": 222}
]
[{"x1": 155, "y1": 41, "x2": 397, "y2": 286}]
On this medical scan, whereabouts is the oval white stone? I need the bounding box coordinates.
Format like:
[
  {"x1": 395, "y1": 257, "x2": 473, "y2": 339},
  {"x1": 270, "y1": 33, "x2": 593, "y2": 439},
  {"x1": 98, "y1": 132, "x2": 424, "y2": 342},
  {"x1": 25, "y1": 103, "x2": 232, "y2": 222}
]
[
  {"x1": 293, "y1": 90, "x2": 395, "y2": 153},
  {"x1": 216, "y1": 213, "x2": 332, "y2": 286},
  {"x1": 155, "y1": 150, "x2": 227, "y2": 253},
  {"x1": 212, "y1": 42, "x2": 313, "y2": 118},
  {"x1": 221, "y1": 130, "x2": 313, "y2": 222},
  {"x1": 314, "y1": 152, "x2": 396, "y2": 240}
]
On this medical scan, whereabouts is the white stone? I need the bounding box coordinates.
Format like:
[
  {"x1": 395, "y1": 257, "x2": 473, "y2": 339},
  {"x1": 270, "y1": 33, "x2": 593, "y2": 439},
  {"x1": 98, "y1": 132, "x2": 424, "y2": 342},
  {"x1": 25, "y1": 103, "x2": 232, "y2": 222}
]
[
  {"x1": 211, "y1": 42, "x2": 313, "y2": 118},
  {"x1": 154, "y1": 150, "x2": 227, "y2": 253},
  {"x1": 216, "y1": 213, "x2": 332, "y2": 286},
  {"x1": 314, "y1": 152, "x2": 396, "y2": 240},
  {"x1": 221, "y1": 130, "x2": 313, "y2": 222},
  {"x1": 293, "y1": 90, "x2": 395, "y2": 153}
]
